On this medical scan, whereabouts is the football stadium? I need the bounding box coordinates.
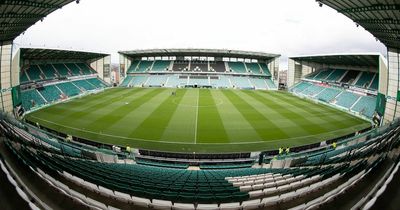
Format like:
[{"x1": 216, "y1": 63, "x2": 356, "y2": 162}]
[{"x1": 0, "y1": 1, "x2": 399, "y2": 210}]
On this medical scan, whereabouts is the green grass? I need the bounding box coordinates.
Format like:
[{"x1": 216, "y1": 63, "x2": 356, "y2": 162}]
[{"x1": 25, "y1": 88, "x2": 371, "y2": 153}]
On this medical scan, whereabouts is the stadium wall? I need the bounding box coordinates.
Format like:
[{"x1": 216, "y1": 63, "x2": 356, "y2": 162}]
[
  {"x1": 383, "y1": 48, "x2": 400, "y2": 123},
  {"x1": 119, "y1": 53, "x2": 131, "y2": 83},
  {"x1": 268, "y1": 56, "x2": 280, "y2": 86},
  {"x1": 90, "y1": 55, "x2": 111, "y2": 84},
  {"x1": 0, "y1": 41, "x2": 14, "y2": 113}
]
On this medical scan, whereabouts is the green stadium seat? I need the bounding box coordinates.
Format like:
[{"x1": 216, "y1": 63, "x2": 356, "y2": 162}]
[
  {"x1": 38, "y1": 85, "x2": 62, "y2": 103},
  {"x1": 228, "y1": 62, "x2": 247, "y2": 73},
  {"x1": 335, "y1": 91, "x2": 360, "y2": 109},
  {"x1": 53, "y1": 64, "x2": 70, "y2": 77},
  {"x1": 259, "y1": 63, "x2": 272, "y2": 76},
  {"x1": 351, "y1": 96, "x2": 377, "y2": 117},
  {"x1": 56, "y1": 82, "x2": 82, "y2": 97},
  {"x1": 76, "y1": 63, "x2": 95, "y2": 75},
  {"x1": 72, "y1": 79, "x2": 96, "y2": 91},
  {"x1": 354, "y1": 72, "x2": 374, "y2": 88},
  {"x1": 65, "y1": 63, "x2": 82, "y2": 75},
  {"x1": 39, "y1": 64, "x2": 59, "y2": 79},
  {"x1": 245, "y1": 63, "x2": 262, "y2": 74},
  {"x1": 151, "y1": 60, "x2": 171, "y2": 72},
  {"x1": 26, "y1": 65, "x2": 44, "y2": 81},
  {"x1": 369, "y1": 74, "x2": 379, "y2": 90},
  {"x1": 21, "y1": 89, "x2": 46, "y2": 110}
]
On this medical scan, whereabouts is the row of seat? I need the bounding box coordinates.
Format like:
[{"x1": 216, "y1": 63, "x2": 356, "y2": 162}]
[
  {"x1": 21, "y1": 63, "x2": 95, "y2": 83},
  {"x1": 126, "y1": 61, "x2": 272, "y2": 76},
  {"x1": 120, "y1": 75, "x2": 276, "y2": 90},
  {"x1": 290, "y1": 81, "x2": 377, "y2": 118},
  {"x1": 305, "y1": 69, "x2": 378, "y2": 91},
  {"x1": 21, "y1": 77, "x2": 108, "y2": 111}
]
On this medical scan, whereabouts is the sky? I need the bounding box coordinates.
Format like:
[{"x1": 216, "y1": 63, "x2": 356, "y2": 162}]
[{"x1": 14, "y1": 0, "x2": 387, "y2": 69}]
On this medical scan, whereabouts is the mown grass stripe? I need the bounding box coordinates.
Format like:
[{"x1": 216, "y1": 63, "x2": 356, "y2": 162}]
[
  {"x1": 161, "y1": 89, "x2": 197, "y2": 143},
  {"x1": 236, "y1": 90, "x2": 310, "y2": 137},
  {"x1": 129, "y1": 89, "x2": 188, "y2": 141},
  {"x1": 83, "y1": 88, "x2": 163, "y2": 131},
  {"x1": 223, "y1": 90, "x2": 289, "y2": 140},
  {"x1": 30, "y1": 88, "x2": 142, "y2": 121},
  {"x1": 253, "y1": 91, "x2": 330, "y2": 133},
  {"x1": 212, "y1": 90, "x2": 261, "y2": 142},
  {"x1": 197, "y1": 89, "x2": 230, "y2": 143}
]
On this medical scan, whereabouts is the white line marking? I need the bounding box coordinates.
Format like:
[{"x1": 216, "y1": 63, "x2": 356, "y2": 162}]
[
  {"x1": 194, "y1": 89, "x2": 199, "y2": 144},
  {"x1": 27, "y1": 109, "x2": 368, "y2": 145}
]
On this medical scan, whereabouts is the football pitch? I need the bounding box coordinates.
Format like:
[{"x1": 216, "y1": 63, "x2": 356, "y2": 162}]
[{"x1": 25, "y1": 88, "x2": 370, "y2": 153}]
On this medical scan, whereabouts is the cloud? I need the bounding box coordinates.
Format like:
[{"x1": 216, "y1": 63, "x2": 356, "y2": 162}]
[{"x1": 14, "y1": 0, "x2": 387, "y2": 69}]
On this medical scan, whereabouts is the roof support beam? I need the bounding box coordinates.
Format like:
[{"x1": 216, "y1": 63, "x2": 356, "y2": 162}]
[
  {"x1": 339, "y1": 4, "x2": 400, "y2": 14},
  {"x1": 2, "y1": 0, "x2": 61, "y2": 9},
  {"x1": 0, "y1": 13, "x2": 44, "y2": 19},
  {"x1": 355, "y1": 18, "x2": 400, "y2": 25}
]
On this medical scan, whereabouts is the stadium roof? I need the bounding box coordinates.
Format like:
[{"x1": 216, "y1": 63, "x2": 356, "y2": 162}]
[
  {"x1": 289, "y1": 53, "x2": 382, "y2": 67},
  {"x1": 20, "y1": 48, "x2": 109, "y2": 61},
  {"x1": 317, "y1": 0, "x2": 400, "y2": 49},
  {"x1": 0, "y1": 0, "x2": 75, "y2": 42},
  {"x1": 119, "y1": 49, "x2": 280, "y2": 60}
]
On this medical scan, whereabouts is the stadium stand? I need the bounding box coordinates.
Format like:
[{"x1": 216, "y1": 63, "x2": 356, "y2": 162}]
[
  {"x1": 165, "y1": 75, "x2": 180, "y2": 87},
  {"x1": 72, "y1": 80, "x2": 96, "y2": 91},
  {"x1": 121, "y1": 76, "x2": 133, "y2": 87},
  {"x1": 86, "y1": 78, "x2": 107, "y2": 88},
  {"x1": 228, "y1": 62, "x2": 248, "y2": 74},
  {"x1": 313, "y1": 69, "x2": 333, "y2": 81},
  {"x1": 291, "y1": 80, "x2": 376, "y2": 119},
  {"x1": 38, "y1": 85, "x2": 62, "y2": 103},
  {"x1": 76, "y1": 63, "x2": 96, "y2": 75},
  {"x1": 26, "y1": 65, "x2": 44, "y2": 81},
  {"x1": 209, "y1": 61, "x2": 227, "y2": 73},
  {"x1": 351, "y1": 96, "x2": 377, "y2": 118},
  {"x1": 300, "y1": 84, "x2": 325, "y2": 97},
  {"x1": 231, "y1": 77, "x2": 253, "y2": 89},
  {"x1": 188, "y1": 76, "x2": 210, "y2": 87},
  {"x1": 1, "y1": 112, "x2": 399, "y2": 209},
  {"x1": 56, "y1": 82, "x2": 82, "y2": 97},
  {"x1": 130, "y1": 76, "x2": 148, "y2": 87},
  {"x1": 335, "y1": 91, "x2": 360, "y2": 109},
  {"x1": 291, "y1": 82, "x2": 312, "y2": 93},
  {"x1": 65, "y1": 63, "x2": 82, "y2": 75},
  {"x1": 369, "y1": 75, "x2": 379, "y2": 90},
  {"x1": 20, "y1": 71, "x2": 30, "y2": 83},
  {"x1": 340, "y1": 70, "x2": 359, "y2": 85},
  {"x1": 190, "y1": 61, "x2": 209, "y2": 72},
  {"x1": 173, "y1": 61, "x2": 190, "y2": 72},
  {"x1": 250, "y1": 78, "x2": 269, "y2": 89},
  {"x1": 325, "y1": 69, "x2": 346, "y2": 82},
  {"x1": 246, "y1": 63, "x2": 262, "y2": 74},
  {"x1": 21, "y1": 89, "x2": 46, "y2": 110},
  {"x1": 127, "y1": 60, "x2": 141, "y2": 73},
  {"x1": 136, "y1": 61, "x2": 153, "y2": 72},
  {"x1": 53, "y1": 64, "x2": 70, "y2": 77},
  {"x1": 265, "y1": 79, "x2": 277, "y2": 89},
  {"x1": 151, "y1": 61, "x2": 171, "y2": 72},
  {"x1": 211, "y1": 76, "x2": 231, "y2": 88},
  {"x1": 146, "y1": 75, "x2": 167, "y2": 87},
  {"x1": 259, "y1": 63, "x2": 272, "y2": 76},
  {"x1": 39, "y1": 64, "x2": 59, "y2": 79},
  {"x1": 355, "y1": 72, "x2": 375, "y2": 89},
  {"x1": 316, "y1": 88, "x2": 342, "y2": 102}
]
